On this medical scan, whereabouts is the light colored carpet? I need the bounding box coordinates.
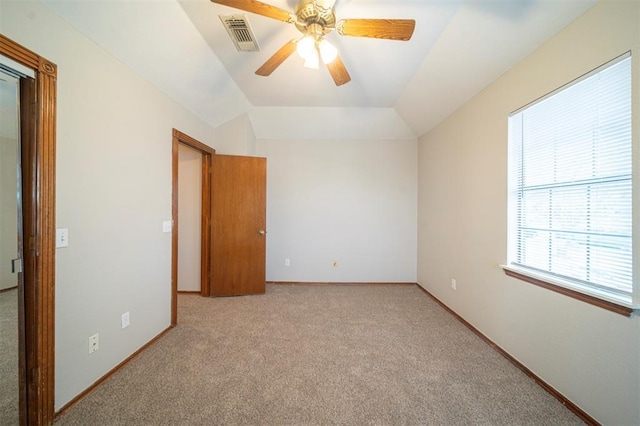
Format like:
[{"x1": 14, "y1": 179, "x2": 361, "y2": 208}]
[
  {"x1": 55, "y1": 285, "x2": 583, "y2": 425},
  {"x1": 0, "y1": 288, "x2": 19, "y2": 426}
]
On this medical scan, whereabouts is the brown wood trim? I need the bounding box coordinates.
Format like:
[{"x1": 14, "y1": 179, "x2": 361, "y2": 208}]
[
  {"x1": 268, "y1": 281, "x2": 417, "y2": 286},
  {"x1": 39, "y1": 68, "x2": 57, "y2": 426},
  {"x1": 173, "y1": 129, "x2": 215, "y2": 154},
  {"x1": 177, "y1": 290, "x2": 201, "y2": 294},
  {"x1": 2, "y1": 34, "x2": 57, "y2": 426},
  {"x1": 504, "y1": 269, "x2": 634, "y2": 317},
  {"x1": 171, "y1": 135, "x2": 178, "y2": 326},
  {"x1": 54, "y1": 326, "x2": 172, "y2": 418},
  {"x1": 19, "y1": 76, "x2": 36, "y2": 426},
  {"x1": 200, "y1": 154, "x2": 211, "y2": 298},
  {"x1": 415, "y1": 284, "x2": 600, "y2": 426},
  {"x1": 0, "y1": 34, "x2": 40, "y2": 71},
  {"x1": 171, "y1": 129, "x2": 215, "y2": 324},
  {"x1": 0, "y1": 286, "x2": 19, "y2": 294}
]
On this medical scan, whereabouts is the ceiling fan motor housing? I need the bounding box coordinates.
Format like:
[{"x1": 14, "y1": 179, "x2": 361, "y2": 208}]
[{"x1": 294, "y1": 0, "x2": 335, "y2": 35}]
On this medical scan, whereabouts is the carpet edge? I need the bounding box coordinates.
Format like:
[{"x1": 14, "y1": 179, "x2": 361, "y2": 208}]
[
  {"x1": 415, "y1": 283, "x2": 599, "y2": 426},
  {"x1": 267, "y1": 281, "x2": 417, "y2": 286},
  {"x1": 54, "y1": 325, "x2": 173, "y2": 420}
]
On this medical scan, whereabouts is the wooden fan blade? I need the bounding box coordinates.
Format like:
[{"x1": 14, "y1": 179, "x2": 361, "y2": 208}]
[
  {"x1": 255, "y1": 40, "x2": 297, "y2": 76},
  {"x1": 336, "y1": 19, "x2": 415, "y2": 41},
  {"x1": 326, "y1": 55, "x2": 351, "y2": 86},
  {"x1": 211, "y1": 0, "x2": 293, "y2": 23}
]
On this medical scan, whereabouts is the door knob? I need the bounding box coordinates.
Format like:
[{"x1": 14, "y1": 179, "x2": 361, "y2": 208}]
[{"x1": 258, "y1": 230, "x2": 266, "y2": 236}]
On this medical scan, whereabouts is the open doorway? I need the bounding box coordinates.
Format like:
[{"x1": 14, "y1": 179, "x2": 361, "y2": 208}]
[
  {"x1": 1, "y1": 35, "x2": 57, "y2": 424},
  {"x1": 1, "y1": 61, "x2": 24, "y2": 426},
  {"x1": 170, "y1": 129, "x2": 214, "y2": 325},
  {"x1": 177, "y1": 144, "x2": 203, "y2": 294}
]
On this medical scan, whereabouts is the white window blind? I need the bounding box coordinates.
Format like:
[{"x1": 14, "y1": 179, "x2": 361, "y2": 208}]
[{"x1": 508, "y1": 54, "x2": 632, "y2": 302}]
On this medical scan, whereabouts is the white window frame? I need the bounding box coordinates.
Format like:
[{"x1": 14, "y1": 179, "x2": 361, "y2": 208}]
[{"x1": 504, "y1": 53, "x2": 638, "y2": 315}]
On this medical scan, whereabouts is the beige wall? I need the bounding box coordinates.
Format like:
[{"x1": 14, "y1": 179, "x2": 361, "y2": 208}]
[
  {"x1": 0, "y1": 73, "x2": 19, "y2": 291},
  {"x1": 258, "y1": 137, "x2": 417, "y2": 283},
  {"x1": 177, "y1": 144, "x2": 202, "y2": 292},
  {"x1": 214, "y1": 113, "x2": 256, "y2": 156},
  {"x1": 417, "y1": 1, "x2": 639, "y2": 424},
  {"x1": 1, "y1": 0, "x2": 217, "y2": 409},
  {"x1": 3, "y1": 0, "x2": 635, "y2": 420},
  {"x1": 0, "y1": 135, "x2": 18, "y2": 291}
]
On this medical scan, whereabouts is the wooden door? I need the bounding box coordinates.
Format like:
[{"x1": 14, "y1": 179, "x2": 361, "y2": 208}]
[{"x1": 211, "y1": 155, "x2": 266, "y2": 296}]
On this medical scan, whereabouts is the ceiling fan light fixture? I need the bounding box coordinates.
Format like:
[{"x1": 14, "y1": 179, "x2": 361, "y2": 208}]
[
  {"x1": 303, "y1": 49, "x2": 320, "y2": 69},
  {"x1": 318, "y1": 39, "x2": 337, "y2": 64},
  {"x1": 215, "y1": 0, "x2": 415, "y2": 86},
  {"x1": 296, "y1": 35, "x2": 315, "y2": 61}
]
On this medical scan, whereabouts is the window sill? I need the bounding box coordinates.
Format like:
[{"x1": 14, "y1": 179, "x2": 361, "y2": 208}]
[{"x1": 502, "y1": 265, "x2": 637, "y2": 317}]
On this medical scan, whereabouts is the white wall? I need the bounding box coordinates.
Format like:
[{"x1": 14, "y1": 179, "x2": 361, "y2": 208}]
[
  {"x1": 1, "y1": 1, "x2": 218, "y2": 409},
  {"x1": 417, "y1": 1, "x2": 639, "y2": 424},
  {"x1": 0, "y1": 136, "x2": 18, "y2": 291},
  {"x1": 177, "y1": 144, "x2": 202, "y2": 292},
  {"x1": 0, "y1": 73, "x2": 19, "y2": 291},
  {"x1": 214, "y1": 113, "x2": 256, "y2": 156},
  {"x1": 258, "y1": 137, "x2": 417, "y2": 283}
]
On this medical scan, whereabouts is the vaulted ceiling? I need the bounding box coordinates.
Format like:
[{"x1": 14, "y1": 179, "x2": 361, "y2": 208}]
[{"x1": 41, "y1": 0, "x2": 596, "y2": 138}]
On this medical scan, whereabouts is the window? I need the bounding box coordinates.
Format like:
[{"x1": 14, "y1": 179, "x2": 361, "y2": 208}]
[{"x1": 506, "y1": 54, "x2": 635, "y2": 311}]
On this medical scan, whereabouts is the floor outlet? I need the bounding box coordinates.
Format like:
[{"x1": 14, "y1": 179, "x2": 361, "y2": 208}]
[
  {"x1": 89, "y1": 333, "x2": 99, "y2": 354},
  {"x1": 121, "y1": 312, "x2": 130, "y2": 329}
]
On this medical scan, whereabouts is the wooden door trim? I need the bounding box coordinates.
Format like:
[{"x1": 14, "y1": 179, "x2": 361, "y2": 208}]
[
  {"x1": 171, "y1": 129, "x2": 214, "y2": 325},
  {"x1": 1, "y1": 34, "x2": 57, "y2": 425}
]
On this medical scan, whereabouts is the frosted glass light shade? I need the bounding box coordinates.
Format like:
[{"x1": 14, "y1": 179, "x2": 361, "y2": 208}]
[
  {"x1": 319, "y1": 39, "x2": 337, "y2": 64},
  {"x1": 296, "y1": 36, "x2": 315, "y2": 61},
  {"x1": 303, "y1": 50, "x2": 320, "y2": 69}
]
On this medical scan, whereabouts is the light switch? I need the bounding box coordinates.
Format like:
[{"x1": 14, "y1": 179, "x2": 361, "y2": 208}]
[
  {"x1": 56, "y1": 228, "x2": 69, "y2": 248},
  {"x1": 162, "y1": 221, "x2": 172, "y2": 233}
]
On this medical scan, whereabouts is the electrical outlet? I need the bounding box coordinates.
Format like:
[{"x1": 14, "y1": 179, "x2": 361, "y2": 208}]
[
  {"x1": 121, "y1": 312, "x2": 130, "y2": 329},
  {"x1": 451, "y1": 278, "x2": 457, "y2": 290},
  {"x1": 89, "y1": 333, "x2": 99, "y2": 354},
  {"x1": 284, "y1": 258, "x2": 290, "y2": 267}
]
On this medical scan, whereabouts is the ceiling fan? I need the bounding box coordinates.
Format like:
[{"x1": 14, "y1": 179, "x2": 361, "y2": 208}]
[{"x1": 211, "y1": 0, "x2": 416, "y2": 86}]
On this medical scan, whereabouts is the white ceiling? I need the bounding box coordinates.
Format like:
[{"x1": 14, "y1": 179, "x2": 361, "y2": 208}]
[
  {"x1": 41, "y1": 0, "x2": 597, "y2": 138},
  {"x1": 181, "y1": 0, "x2": 454, "y2": 108}
]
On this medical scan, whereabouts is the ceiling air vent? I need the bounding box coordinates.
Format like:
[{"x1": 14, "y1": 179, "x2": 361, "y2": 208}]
[{"x1": 220, "y1": 15, "x2": 260, "y2": 52}]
